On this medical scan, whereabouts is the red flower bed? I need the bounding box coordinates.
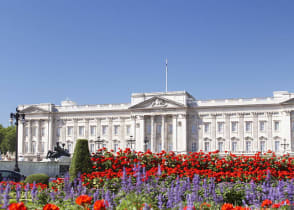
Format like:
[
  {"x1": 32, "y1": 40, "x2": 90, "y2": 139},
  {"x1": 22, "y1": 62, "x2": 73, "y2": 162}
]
[{"x1": 84, "y1": 148, "x2": 294, "y2": 184}]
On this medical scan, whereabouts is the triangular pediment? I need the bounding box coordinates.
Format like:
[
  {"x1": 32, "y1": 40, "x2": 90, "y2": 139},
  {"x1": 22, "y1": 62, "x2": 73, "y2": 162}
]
[
  {"x1": 281, "y1": 98, "x2": 294, "y2": 105},
  {"x1": 129, "y1": 96, "x2": 185, "y2": 109},
  {"x1": 21, "y1": 106, "x2": 49, "y2": 114}
]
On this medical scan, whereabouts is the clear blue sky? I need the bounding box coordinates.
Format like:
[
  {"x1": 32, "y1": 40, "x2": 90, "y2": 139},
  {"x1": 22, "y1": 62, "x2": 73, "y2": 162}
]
[{"x1": 1, "y1": 0, "x2": 294, "y2": 126}]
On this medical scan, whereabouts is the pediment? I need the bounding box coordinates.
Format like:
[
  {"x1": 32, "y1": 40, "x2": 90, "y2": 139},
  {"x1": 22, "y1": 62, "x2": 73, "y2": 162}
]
[
  {"x1": 21, "y1": 106, "x2": 49, "y2": 114},
  {"x1": 129, "y1": 96, "x2": 185, "y2": 109}
]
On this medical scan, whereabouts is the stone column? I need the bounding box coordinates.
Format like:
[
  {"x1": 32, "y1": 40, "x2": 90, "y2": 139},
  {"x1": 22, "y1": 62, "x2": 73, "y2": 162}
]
[
  {"x1": 48, "y1": 118, "x2": 53, "y2": 151},
  {"x1": 108, "y1": 117, "x2": 113, "y2": 149},
  {"x1": 211, "y1": 114, "x2": 216, "y2": 151},
  {"x1": 85, "y1": 119, "x2": 89, "y2": 139},
  {"x1": 267, "y1": 112, "x2": 273, "y2": 151},
  {"x1": 161, "y1": 115, "x2": 166, "y2": 151},
  {"x1": 179, "y1": 114, "x2": 187, "y2": 153},
  {"x1": 225, "y1": 114, "x2": 230, "y2": 152},
  {"x1": 282, "y1": 111, "x2": 291, "y2": 153},
  {"x1": 252, "y1": 113, "x2": 258, "y2": 153},
  {"x1": 239, "y1": 113, "x2": 244, "y2": 152},
  {"x1": 131, "y1": 116, "x2": 136, "y2": 147},
  {"x1": 172, "y1": 115, "x2": 178, "y2": 152},
  {"x1": 18, "y1": 119, "x2": 24, "y2": 155},
  {"x1": 150, "y1": 115, "x2": 155, "y2": 152},
  {"x1": 138, "y1": 116, "x2": 145, "y2": 152},
  {"x1": 36, "y1": 120, "x2": 41, "y2": 153},
  {"x1": 120, "y1": 118, "x2": 125, "y2": 149},
  {"x1": 73, "y1": 119, "x2": 78, "y2": 149},
  {"x1": 28, "y1": 120, "x2": 32, "y2": 154}
]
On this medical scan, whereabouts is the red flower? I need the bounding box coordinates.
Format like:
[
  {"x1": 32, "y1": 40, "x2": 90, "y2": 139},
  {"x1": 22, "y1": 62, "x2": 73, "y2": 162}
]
[
  {"x1": 76, "y1": 195, "x2": 92, "y2": 206},
  {"x1": 221, "y1": 203, "x2": 234, "y2": 210},
  {"x1": 94, "y1": 199, "x2": 109, "y2": 210},
  {"x1": 8, "y1": 202, "x2": 27, "y2": 210},
  {"x1": 271, "y1": 203, "x2": 281, "y2": 209},
  {"x1": 183, "y1": 206, "x2": 196, "y2": 210},
  {"x1": 261, "y1": 199, "x2": 272, "y2": 207},
  {"x1": 43, "y1": 204, "x2": 60, "y2": 210}
]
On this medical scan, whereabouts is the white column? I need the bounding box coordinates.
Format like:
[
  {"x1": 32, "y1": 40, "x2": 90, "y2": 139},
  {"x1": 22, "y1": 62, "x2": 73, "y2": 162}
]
[
  {"x1": 96, "y1": 118, "x2": 101, "y2": 138},
  {"x1": 172, "y1": 115, "x2": 178, "y2": 152},
  {"x1": 267, "y1": 112, "x2": 273, "y2": 151},
  {"x1": 73, "y1": 119, "x2": 78, "y2": 149},
  {"x1": 252, "y1": 113, "x2": 258, "y2": 153},
  {"x1": 120, "y1": 118, "x2": 125, "y2": 149},
  {"x1": 18, "y1": 120, "x2": 24, "y2": 156},
  {"x1": 132, "y1": 115, "x2": 136, "y2": 141},
  {"x1": 225, "y1": 114, "x2": 230, "y2": 152},
  {"x1": 150, "y1": 115, "x2": 155, "y2": 152},
  {"x1": 138, "y1": 116, "x2": 145, "y2": 152},
  {"x1": 282, "y1": 111, "x2": 291, "y2": 153},
  {"x1": 161, "y1": 115, "x2": 166, "y2": 151},
  {"x1": 239, "y1": 113, "x2": 244, "y2": 152},
  {"x1": 36, "y1": 120, "x2": 41, "y2": 153},
  {"x1": 85, "y1": 119, "x2": 89, "y2": 140},
  {"x1": 108, "y1": 117, "x2": 113, "y2": 149},
  {"x1": 179, "y1": 114, "x2": 187, "y2": 153},
  {"x1": 211, "y1": 114, "x2": 216, "y2": 151},
  {"x1": 28, "y1": 120, "x2": 32, "y2": 154}
]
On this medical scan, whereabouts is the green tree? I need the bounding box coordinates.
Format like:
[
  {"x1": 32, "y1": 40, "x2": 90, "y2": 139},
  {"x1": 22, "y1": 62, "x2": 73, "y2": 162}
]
[
  {"x1": 0, "y1": 125, "x2": 16, "y2": 154},
  {"x1": 69, "y1": 139, "x2": 93, "y2": 180}
]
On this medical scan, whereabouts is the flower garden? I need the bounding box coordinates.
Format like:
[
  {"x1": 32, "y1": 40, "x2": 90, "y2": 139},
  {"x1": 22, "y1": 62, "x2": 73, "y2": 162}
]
[{"x1": 1, "y1": 148, "x2": 294, "y2": 210}]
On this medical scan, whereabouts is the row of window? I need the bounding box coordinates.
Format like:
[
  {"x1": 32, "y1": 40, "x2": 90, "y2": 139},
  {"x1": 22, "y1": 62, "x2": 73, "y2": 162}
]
[
  {"x1": 203, "y1": 121, "x2": 280, "y2": 134},
  {"x1": 203, "y1": 140, "x2": 281, "y2": 153}
]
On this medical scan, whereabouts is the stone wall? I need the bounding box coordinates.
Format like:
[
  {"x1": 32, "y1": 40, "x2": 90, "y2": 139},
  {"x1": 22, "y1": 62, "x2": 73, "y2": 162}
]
[{"x1": 0, "y1": 159, "x2": 71, "y2": 177}]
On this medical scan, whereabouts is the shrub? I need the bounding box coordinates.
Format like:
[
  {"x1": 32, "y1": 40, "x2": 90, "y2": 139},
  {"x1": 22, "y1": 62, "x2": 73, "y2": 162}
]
[
  {"x1": 24, "y1": 173, "x2": 50, "y2": 185},
  {"x1": 69, "y1": 139, "x2": 93, "y2": 180}
]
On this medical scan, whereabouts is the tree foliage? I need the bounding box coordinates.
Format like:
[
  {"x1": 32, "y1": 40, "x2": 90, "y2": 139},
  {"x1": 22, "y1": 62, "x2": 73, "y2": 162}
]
[{"x1": 0, "y1": 124, "x2": 17, "y2": 154}]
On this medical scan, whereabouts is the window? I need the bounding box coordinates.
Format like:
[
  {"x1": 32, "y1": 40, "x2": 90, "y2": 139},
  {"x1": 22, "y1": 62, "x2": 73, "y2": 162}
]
[
  {"x1": 114, "y1": 143, "x2": 119, "y2": 152},
  {"x1": 274, "y1": 141, "x2": 280, "y2": 152},
  {"x1": 274, "y1": 121, "x2": 279, "y2": 132},
  {"x1": 204, "y1": 123, "x2": 210, "y2": 133},
  {"x1": 57, "y1": 127, "x2": 61, "y2": 137},
  {"x1": 68, "y1": 143, "x2": 72, "y2": 153},
  {"x1": 218, "y1": 141, "x2": 223, "y2": 152},
  {"x1": 25, "y1": 127, "x2": 28, "y2": 137},
  {"x1": 24, "y1": 142, "x2": 28, "y2": 153},
  {"x1": 231, "y1": 122, "x2": 238, "y2": 132},
  {"x1": 40, "y1": 142, "x2": 44, "y2": 153},
  {"x1": 191, "y1": 124, "x2": 197, "y2": 134},
  {"x1": 204, "y1": 142, "x2": 210, "y2": 152},
  {"x1": 67, "y1": 127, "x2": 73, "y2": 136},
  {"x1": 32, "y1": 142, "x2": 36, "y2": 154},
  {"x1": 102, "y1": 126, "x2": 108, "y2": 135},
  {"x1": 126, "y1": 125, "x2": 131, "y2": 135},
  {"x1": 260, "y1": 141, "x2": 265, "y2": 152},
  {"x1": 114, "y1": 125, "x2": 119, "y2": 135},
  {"x1": 259, "y1": 121, "x2": 265, "y2": 132},
  {"x1": 156, "y1": 125, "x2": 162, "y2": 134},
  {"x1": 41, "y1": 127, "x2": 46, "y2": 137},
  {"x1": 192, "y1": 142, "x2": 197, "y2": 152},
  {"x1": 79, "y1": 126, "x2": 84, "y2": 136},
  {"x1": 232, "y1": 141, "x2": 237, "y2": 152},
  {"x1": 147, "y1": 125, "x2": 151, "y2": 134},
  {"x1": 246, "y1": 141, "x2": 251, "y2": 153},
  {"x1": 168, "y1": 142, "x2": 173, "y2": 151},
  {"x1": 32, "y1": 127, "x2": 37, "y2": 137},
  {"x1": 245, "y1": 122, "x2": 252, "y2": 132},
  {"x1": 90, "y1": 126, "x2": 96, "y2": 136},
  {"x1": 168, "y1": 124, "x2": 173, "y2": 134},
  {"x1": 90, "y1": 143, "x2": 94, "y2": 153},
  {"x1": 217, "y1": 122, "x2": 224, "y2": 133}
]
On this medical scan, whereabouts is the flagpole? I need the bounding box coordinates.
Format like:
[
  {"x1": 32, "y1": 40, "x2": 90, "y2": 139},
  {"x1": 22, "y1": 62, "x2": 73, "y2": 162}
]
[{"x1": 165, "y1": 59, "x2": 168, "y2": 92}]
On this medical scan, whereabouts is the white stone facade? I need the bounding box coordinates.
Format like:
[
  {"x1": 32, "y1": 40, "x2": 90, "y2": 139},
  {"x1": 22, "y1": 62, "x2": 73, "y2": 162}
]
[{"x1": 17, "y1": 90, "x2": 294, "y2": 161}]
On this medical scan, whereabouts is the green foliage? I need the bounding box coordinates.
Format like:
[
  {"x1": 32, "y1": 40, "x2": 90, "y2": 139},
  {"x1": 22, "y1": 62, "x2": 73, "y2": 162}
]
[
  {"x1": 116, "y1": 192, "x2": 151, "y2": 210},
  {"x1": 24, "y1": 173, "x2": 50, "y2": 185},
  {"x1": 0, "y1": 125, "x2": 17, "y2": 154},
  {"x1": 222, "y1": 184, "x2": 245, "y2": 206},
  {"x1": 69, "y1": 139, "x2": 93, "y2": 180}
]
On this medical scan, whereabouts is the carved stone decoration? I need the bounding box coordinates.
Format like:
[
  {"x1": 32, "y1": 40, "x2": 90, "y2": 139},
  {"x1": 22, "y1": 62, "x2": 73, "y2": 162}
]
[{"x1": 151, "y1": 98, "x2": 167, "y2": 108}]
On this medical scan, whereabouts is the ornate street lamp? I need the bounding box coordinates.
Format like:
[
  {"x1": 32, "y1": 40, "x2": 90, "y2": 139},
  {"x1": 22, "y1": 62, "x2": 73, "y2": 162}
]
[
  {"x1": 144, "y1": 136, "x2": 149, "y2": 152},
  {"x1": 95, "y1": 136, "x2": 105, "y2": 150},
  {"x1": 281, "y1": 138, "x2": 289, "y2": 154},
  {"x1": 10, "y1": 108, "x2": 25, "y2": 172},
  {"x1": 127, "y1": 135, "x2": 136, "y2": 150}
]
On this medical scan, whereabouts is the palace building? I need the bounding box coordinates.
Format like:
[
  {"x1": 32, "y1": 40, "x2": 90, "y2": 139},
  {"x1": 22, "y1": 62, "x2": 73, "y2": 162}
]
[{"x1": 17, "y1": 90, "x2": 294, "y2": 161}]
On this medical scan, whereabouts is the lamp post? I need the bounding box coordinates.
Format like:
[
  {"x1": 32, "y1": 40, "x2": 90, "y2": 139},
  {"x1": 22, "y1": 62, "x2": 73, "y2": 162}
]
[
  {"x1": 10, "y1": 108, "x2": 25, "y2": 172},
  {"x1": 95, "y1": 136, "x2": 105, "y2": 150},
  {"x1": 144, "y1": 136, "x2": 149, "y2": 152},
  {"x1": 127, "y1": 136, "x2": 136, "y2": 150},
  {"x1": 281, "y1": 138, "x2": 289, "y2": 154}
]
